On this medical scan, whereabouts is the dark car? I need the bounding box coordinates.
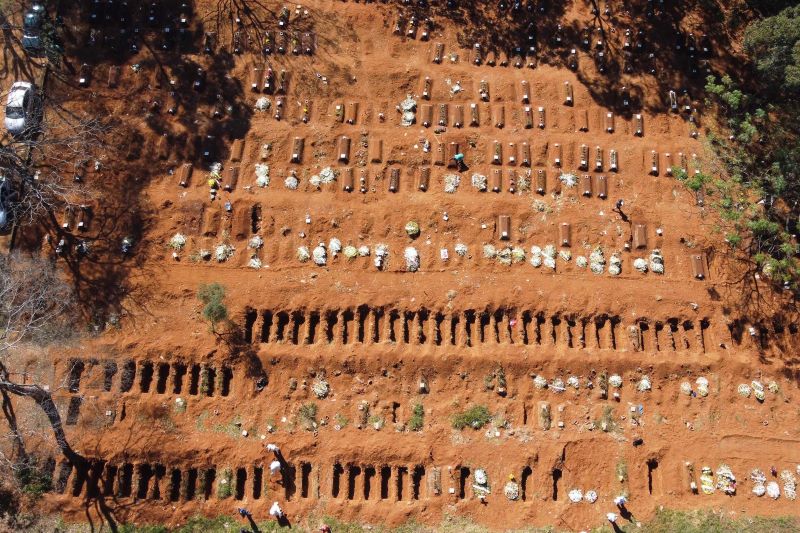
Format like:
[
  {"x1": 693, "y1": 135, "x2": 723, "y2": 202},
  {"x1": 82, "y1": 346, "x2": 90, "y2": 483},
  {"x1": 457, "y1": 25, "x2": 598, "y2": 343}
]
[
  {"x1": 0, "y1": 178, "x2": 18, "y2": 234},
  {"x1": 22, "y1": 3, "x2": 45, "y2": 52}
]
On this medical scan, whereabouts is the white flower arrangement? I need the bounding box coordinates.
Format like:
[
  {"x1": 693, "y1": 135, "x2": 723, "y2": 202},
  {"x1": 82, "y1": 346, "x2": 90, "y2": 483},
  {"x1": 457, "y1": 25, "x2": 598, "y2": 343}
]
[
  {"x1": 215, "y1": 244, "x2": 234, "y2": 262},
  {"x1": 248, "y1": 235, "x2": 264, "y2": 249},
  {"x1": 312, "y1": 244, "x2": 327, "y2": 266},
  {"x1": 255, "y1": 164, "x2": 270, "y2": 187},
  {"x1": 169, "y1": 233, "x2": 187, "y2": 250},
  {"x1": 471, "y1": 173, "x2": 488, "y2": 191},
  {"x1": 444, "y1": 174, "x2": 460, "y2": 193},
  {"x1": 404, "y1": 247, "x2": 420, "y2": 271},
  {"x1": 559, "y1": 172, "x2": 578, "y2": 188}
]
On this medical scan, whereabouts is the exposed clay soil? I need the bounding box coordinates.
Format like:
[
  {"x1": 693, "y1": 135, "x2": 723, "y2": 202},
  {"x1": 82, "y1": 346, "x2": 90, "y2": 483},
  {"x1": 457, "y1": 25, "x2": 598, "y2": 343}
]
[{"x1": 4, "y1": 0, "x2": 800, "y2": 531}]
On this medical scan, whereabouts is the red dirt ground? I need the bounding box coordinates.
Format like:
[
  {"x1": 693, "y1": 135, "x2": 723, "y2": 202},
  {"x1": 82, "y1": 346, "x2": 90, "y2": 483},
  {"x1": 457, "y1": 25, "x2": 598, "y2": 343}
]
[{"x1": 4, "y1": 0, "x2": 800, "y2": 531}]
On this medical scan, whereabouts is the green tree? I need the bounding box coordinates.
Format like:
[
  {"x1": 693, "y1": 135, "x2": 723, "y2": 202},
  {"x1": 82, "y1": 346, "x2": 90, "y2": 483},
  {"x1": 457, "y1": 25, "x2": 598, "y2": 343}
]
[
  {"x1": 744, "y1": 5, "x2": 800, "y2": 93},
  {"x1": 197, "y1": 283, "x2": 228, "y2": 333}
]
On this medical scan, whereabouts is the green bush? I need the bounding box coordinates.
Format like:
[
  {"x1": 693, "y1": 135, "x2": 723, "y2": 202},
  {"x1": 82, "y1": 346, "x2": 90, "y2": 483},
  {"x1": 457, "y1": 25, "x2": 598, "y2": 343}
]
[
  {"x1": 451, "y1": 405, "x2": 491, "y2": 430},
  {"x1": 299, "y1": 402, "x2": 318, "y2": 430},
  {"x1": 15, "y1": 459, "x2": 52, "y2": 500},
  {"x1": 408, "y1": 403, "x2": 424, "y2": 431},
  {"x1": 197, "y1": 283, "x2": 228, "y2": 333}
]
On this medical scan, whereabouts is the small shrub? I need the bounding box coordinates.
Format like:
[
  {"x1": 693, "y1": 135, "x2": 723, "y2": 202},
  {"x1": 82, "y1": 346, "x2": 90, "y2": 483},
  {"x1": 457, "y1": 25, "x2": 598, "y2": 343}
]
[
  {"x1": 451, "y1": 405, "x2": 491, "y2": 430},
  {"x1": 299, "y1": 402, "x2": 318, "y2": 430},
  {"x1": 408, "y1": 403, "x2": 424, "y2": 431},
  {"x1": 16, "y1": 459, "x2": 52, "y2": 500},
  {"x1": 334, "y1": 413, "x2": 349, "y2": 429},
  {"x1": 197, "y1": 283, "x2": 228, "y2": 333}
]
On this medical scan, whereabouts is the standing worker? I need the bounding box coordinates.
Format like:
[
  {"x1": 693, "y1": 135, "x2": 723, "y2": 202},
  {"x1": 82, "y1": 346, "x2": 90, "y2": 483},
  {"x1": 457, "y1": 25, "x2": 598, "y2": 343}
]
[{"x1": 269, "y1": 501, "x2": 284, "y2": 519}]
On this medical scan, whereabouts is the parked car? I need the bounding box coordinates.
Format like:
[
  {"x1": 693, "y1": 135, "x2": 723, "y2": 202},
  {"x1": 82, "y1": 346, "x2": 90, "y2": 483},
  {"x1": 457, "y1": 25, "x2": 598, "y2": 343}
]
[
  {"x1": 0, "y1": 177, "x2": 17, "y2": 234},
  {"x1": 4, "y1": 81, "x2": 39, "y2": 137},
  {"x1": 22, "y1": 3, "x2": 45, "y2": 52}
]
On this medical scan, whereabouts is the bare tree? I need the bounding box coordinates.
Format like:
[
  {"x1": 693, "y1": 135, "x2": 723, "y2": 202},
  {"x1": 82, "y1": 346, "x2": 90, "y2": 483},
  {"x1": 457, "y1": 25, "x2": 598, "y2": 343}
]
[
  {"x1": 0, "y1": 253, "x2": 80, "y2": 465},
  {"x1": 0, "y1": 90, "x2": 109, "y2": 229}
]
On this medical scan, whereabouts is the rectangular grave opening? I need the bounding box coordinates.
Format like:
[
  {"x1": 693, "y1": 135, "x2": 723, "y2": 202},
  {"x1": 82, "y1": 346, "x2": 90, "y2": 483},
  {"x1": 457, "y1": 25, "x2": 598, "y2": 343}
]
[
  {"x1": 434, "y1": 312, "x2": 444, "y2": 346},
  {"x1": 260, "y1": 310, "x2": 273, "y2": 342},
  {"x1": 66, "y1": 396, "x2": 82, "y2": 425},
  {"x1": 341, "y1": 309, "x2": 354, "y2": 344},
  {"x1": 185, "y1": 468, "x2": 198, "y2": 500},
  {"x1": 172, "y1": 363, "x2": 186, "y2": 394},
  {"x1": 332, "y1": 463, "x2": 343, "y2": 498},
  {"x1": 380, "y1": 465, "x2": 391, "y2": 499},
  {"x1": 396, "y1": 466, "x2": 407, "y2": 500},
  {"x1": 284, "y1": 463, "x2": 296, "y2": 500},
  {"x1": 120, "y1": 360, "x2": 136, "y2": 392},
  {"x1": 274, "y1": 311, "x2": 288, "y2": 341},
  {"x1": 521, "y1": 466, "x2": 532, "y2": 501},
  {"x1": 291, "y1": 311, "x2": 305, "y2": 344},
  {"x1": 169, "y1": 469, "x2": 181, "y2": 502},
  {"x1": 307, "y1": 311, "x2": 320, "y2": 344},
  {"x1": 244, "y1": 308, "x2": 257, "y2": 343},
  {"x1": 357, "y1": 305, "x2": 369, "y2": 343},
  {"x1": 55, "y1": 461, "x2": 73, "y2": 494},
  {"x1": 220, "y1": 367, "x2": 233, "y2": 396},
  {"x1": 647, "y1": 459, "x2": 659, "y2": 495},
  {"x1": 203, "y1": 468, "x2": 216, "y2": 500},
  {"x1": 412, "y1": 466, "x2": 425, "y2": 500},
  {"x1": 347, "y1": 465, "x2": 361, "y2": 500},
  {"x1": 189, "y1": 364, "x2": 200, "y2": 395},
  {"x1": 71, "y1": 464, "x2": 87, "y2": 497},
  {"x1": 137, "y1": 464, "x2": 153, "y2": 499},
  {"x1": 478, "y1": 311, "x2": 490, "y2": 343},
  {"x1": 119, "y1": 463, "x2": 134, "y2": 498},
  {"x1": 418, "y1": 309, "x2": 429, "y2": 344},
  {"x1": 103, "y1": 464, "x2": 117, "y2": 496},
  {"x1": 364, "y1": 465, "x2": 375, "y2": 500},
  {"x1": 204, "y1": 366, "x2": 216, "y2": 396},
  {"x1": 552, "y1": 468, "x2": 562, "y2": 500},
  {"x1": 464, "y1": 310, "x2": 476, "y2": 346},
  {"x1": 235, "y1": 467, "x2": 247, "y2": 500},
  {"x1": 156, "y1": 363, "x2": 170, "y2": 394},
  {"x1": 103, "y1": 361, "x2": 117, "y2": 392},
  {"x1": 301, "y1": 463, "x2": 311, "y2": 498},
  {"x1": 139, "y1": 361, "x2": 154, "y2": 393},
  {"x1": 251, "y1": 204, "x2": 262, "y2": 233},
  {"x1": 325, "y1": 311, "x2": 338, "y2": 343},
  {"x1": 153, "y1": 463, "x2": 166, "y2": 499},
  {"x1": 458, "y1": 467, "x2": 469, "y2": 499},
  {"x1": 253, "y1": 466, "x2": 263, "y2": 499},
  {"x1": 67, "y1": 359, "x2": 85, "y2": 393}
]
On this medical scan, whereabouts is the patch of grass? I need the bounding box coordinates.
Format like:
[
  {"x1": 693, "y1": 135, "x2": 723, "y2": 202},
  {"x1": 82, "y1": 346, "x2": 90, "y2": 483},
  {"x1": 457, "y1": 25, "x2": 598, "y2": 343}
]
[
  {"x1": 368, "y1": 414, "x2": 385, "y2": 429},
  {"x1": 195, "y1": 410, "x2": 208, "y2": 431},
  {"x1": 211, "y1": 415, "x2": 242, "y2": 438},
  {"x1": 299, "y1": 402, "x2": 318, "y2": 431},
  {"x1": 451, "y1": 405, "x2": 491, "y2": 430},
  {"x1": 408, "y1": 403, "x2": 424, "y2": 432},
  {"x1": 334, "y1": 413, "x2": 349, "y2": 429},
  {"x1": 616, "y1": 458, "x2": 628, "y2": 484},
  {"x1": 593, "y1": 405, "x2": 617, "y2": 432},
  {"x1": 216, "y1": 469, "x2": 233, "y2": 499}
]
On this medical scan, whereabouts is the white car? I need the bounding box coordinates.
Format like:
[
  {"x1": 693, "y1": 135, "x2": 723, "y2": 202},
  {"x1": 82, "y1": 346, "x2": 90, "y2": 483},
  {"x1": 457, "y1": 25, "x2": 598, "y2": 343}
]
[{"x1": 4, "y1": 81, "x2": 38, "y2": 137}]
